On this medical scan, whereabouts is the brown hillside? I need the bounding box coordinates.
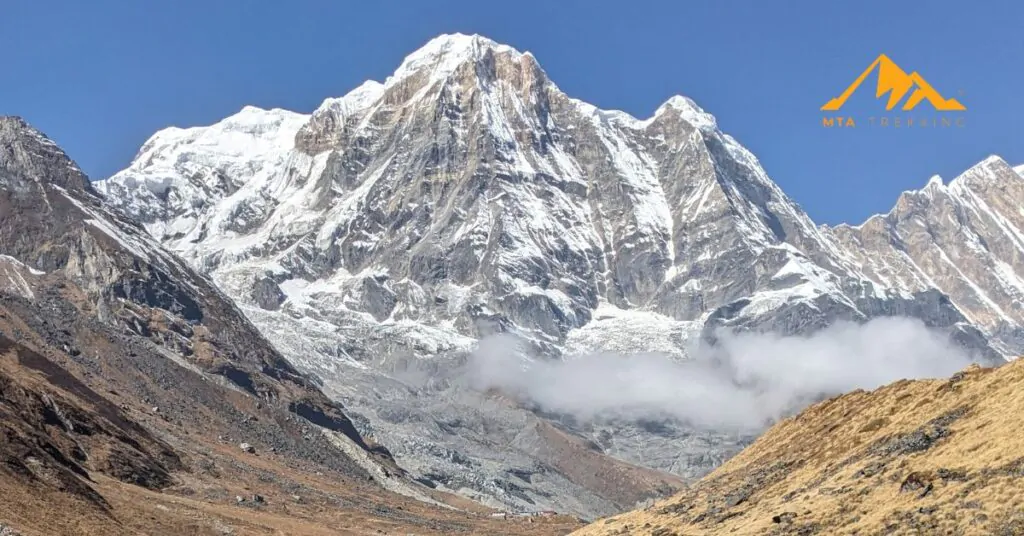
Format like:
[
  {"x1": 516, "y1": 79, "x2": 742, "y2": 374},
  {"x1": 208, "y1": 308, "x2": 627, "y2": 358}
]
[
  {"x1": 0, "y1": 266, "x2": 583, "y2": 536},
  {"x1": 573, "y1": 359, "x2": 1024, "y2": 536}
]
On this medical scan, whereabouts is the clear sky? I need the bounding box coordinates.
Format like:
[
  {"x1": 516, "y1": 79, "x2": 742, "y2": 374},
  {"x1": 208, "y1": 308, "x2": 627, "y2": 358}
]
[{"x1": 2, "y1": 0, "x2": 1022, "y2": 225}]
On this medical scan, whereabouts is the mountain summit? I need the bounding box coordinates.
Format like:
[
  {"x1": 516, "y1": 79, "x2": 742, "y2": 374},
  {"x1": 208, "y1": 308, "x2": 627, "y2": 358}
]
[
  {"x1": 387, "y1": 33, "x2": 532, "y2": 86},
  {"x1": 0, "y1": 116, "x2": 95, "y2": 194}
]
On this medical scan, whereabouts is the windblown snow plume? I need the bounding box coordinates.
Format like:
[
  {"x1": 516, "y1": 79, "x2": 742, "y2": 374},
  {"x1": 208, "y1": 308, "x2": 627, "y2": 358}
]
[{"x1": 468, "y1": 317, "x2": 975, "y2": 431}]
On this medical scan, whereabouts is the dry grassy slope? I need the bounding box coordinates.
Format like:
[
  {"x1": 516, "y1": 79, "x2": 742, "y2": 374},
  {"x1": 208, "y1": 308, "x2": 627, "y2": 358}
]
[{"x1": 573, "y1": 359, "x2": 1024, "y2": 536}]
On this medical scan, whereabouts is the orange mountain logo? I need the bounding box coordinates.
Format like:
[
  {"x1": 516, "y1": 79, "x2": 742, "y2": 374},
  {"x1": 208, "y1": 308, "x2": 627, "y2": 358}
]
[{"x1": 821, "y1": 54, "x2": 965, "y2": 112}]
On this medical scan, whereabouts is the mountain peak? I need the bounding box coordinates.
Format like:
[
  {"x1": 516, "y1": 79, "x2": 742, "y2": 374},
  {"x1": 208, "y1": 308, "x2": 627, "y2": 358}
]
[
  {"x1": 410, "y1": 32, "x2": 518, "y2": 59},
  {"x1": 0, "y1": 115, "x2": 92, "y2": 193},
  {"x1": 222, "y1": 104, "x2": 308, "y2": 129},
  {"x1": 658, "y1": 95, "x2": 718, "y2": 130},
  {"x1": 979, "y1": 154, "x2": 1008, "y2": 167},
  {"x1": 1, "y1": 115, "x2": 54, "y2": 147},
  {"x1": 944, "y1": 154, "x2": 1017, "y2": 193},
  {"x1": 311, "y1": 80, "x2": 385, "y2": 117},
  {"x1": 954, "y1": 154, "x2": 1011, "y2": 179},
  {"x1": 0, "y1": 115, "x2": 30, "y2": 130},
  {"x1": 387, "y1": 33, "x2": 528, "y2": 87}
]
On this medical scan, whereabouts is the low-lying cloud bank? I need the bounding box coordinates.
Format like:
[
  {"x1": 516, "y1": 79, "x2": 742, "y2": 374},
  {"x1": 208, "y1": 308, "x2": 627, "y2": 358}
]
[{"x1": 467, "y1": 317, "x2": 974, "y2": 431}]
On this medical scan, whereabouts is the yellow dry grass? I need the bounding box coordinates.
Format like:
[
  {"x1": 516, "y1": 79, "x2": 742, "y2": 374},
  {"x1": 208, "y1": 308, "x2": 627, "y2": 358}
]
[{"x1": 573, "y1": 359, "x2": 1024, "y2": 536}]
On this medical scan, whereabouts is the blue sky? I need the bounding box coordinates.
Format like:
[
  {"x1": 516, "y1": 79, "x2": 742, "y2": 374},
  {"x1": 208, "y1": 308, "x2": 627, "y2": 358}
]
[{"x1": 2, "y1": 0, "x2": 1021, "y2": 225}]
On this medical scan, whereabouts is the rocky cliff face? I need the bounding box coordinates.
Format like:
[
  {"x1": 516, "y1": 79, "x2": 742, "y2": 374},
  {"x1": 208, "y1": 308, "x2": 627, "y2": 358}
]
[
  {"x1": 0, "y1": 114, "x2": 404, "y2": 498},
  {"x1": 827, "y1": 156, "x2": 1024, "y2": 356},
  {"x1": 93, "y1": 34, "x2": 1020, "y2": 515}
]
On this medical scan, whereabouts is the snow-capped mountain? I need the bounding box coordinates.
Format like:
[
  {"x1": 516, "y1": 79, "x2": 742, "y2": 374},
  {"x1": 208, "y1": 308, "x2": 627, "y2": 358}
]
[
  {"x1": 94, "y1": 33, "x2": 1019, "y2": 514},
  {"x1": 827, "y1": 156, "x2": 1024, "y2": 356},
  {"x1": 99, "y1": 34, "x2": 1001, "y2": 350}
]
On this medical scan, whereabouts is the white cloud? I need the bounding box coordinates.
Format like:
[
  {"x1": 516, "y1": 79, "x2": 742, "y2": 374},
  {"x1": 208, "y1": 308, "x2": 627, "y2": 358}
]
[{"x1": 466, "y1": 317, "x2": 973, "y2": 431}]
